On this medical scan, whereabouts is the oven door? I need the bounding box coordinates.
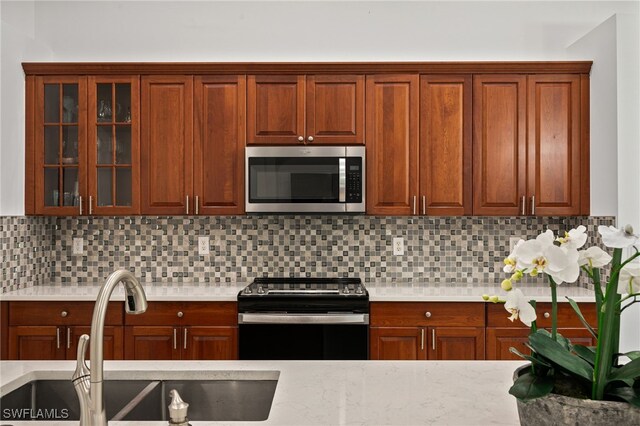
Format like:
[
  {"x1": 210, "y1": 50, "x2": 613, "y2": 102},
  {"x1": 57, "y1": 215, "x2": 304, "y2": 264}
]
[
  {"x1": 238, "y1": 313, "x2": 369, "y2": 360},
  {"x1": 245, "y1": 146, "x2": 364, "y2": 213}
]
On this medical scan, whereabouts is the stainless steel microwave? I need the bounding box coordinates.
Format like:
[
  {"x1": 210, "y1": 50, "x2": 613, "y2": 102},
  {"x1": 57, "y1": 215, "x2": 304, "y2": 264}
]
[{"x1": 245, "y1": 146, "x2": 365, "y2": 213}]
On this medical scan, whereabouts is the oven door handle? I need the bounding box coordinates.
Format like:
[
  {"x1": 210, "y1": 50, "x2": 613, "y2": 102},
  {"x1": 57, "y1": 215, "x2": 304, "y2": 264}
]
[{"x1": 238, "y1": 313, "x2": 369, "y2": 325}]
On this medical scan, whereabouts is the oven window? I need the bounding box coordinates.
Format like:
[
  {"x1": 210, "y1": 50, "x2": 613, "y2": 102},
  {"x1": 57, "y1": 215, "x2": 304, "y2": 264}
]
[{"x1": 249, "y1": 157, "x2": 339, "y2": 203}]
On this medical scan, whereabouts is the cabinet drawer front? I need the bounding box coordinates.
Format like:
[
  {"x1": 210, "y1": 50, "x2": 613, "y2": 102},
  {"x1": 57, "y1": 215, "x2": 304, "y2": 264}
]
[
  {"x1": 9, "y1": 301, "x2": 123, "y2": 326},
  {"x1": 125, "y1": 302, "x2": 237, "y2": 326},
  {"x1": 486, "y1": 302, "x2": 596, "y2": 328},
  {"x1": 370, "y1": 302, "x2": 485, "y2": 327}
]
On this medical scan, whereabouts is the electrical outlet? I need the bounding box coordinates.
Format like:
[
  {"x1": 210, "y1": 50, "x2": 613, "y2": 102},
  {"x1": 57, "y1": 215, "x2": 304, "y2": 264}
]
[
  {"x1": 198, "y1": 236, "x2": 210, "y2": 255},
  {"x1": 509, "y1": 237, "x2": 522, "y2": 251},
  {"x1": 393, "y1": 237, "x2": 405, "y2": 256},
  {"x1": 72, "y1": 237, "x2": 83, "y2": 255}
]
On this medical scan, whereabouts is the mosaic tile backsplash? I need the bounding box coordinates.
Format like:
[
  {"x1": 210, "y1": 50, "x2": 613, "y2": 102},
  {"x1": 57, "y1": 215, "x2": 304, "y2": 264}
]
[{"x1": 1, "y1": 215, "x2": 616, "y2": 292}]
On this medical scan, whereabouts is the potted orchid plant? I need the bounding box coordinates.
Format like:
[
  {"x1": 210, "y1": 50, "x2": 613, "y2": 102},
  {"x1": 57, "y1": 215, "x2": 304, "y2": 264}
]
[{"x1": 489, "y1": 225, "x2": 640, "y2": 424}]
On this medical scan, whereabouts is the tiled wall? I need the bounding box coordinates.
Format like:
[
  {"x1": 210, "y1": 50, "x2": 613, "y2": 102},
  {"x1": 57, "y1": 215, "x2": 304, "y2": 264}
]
[
  {"x1": 0, "y1": 216, "x2": 56, "y2": 292},
  {"x1": 1, "y1": 215, "x2": 616, "y2": 292}
]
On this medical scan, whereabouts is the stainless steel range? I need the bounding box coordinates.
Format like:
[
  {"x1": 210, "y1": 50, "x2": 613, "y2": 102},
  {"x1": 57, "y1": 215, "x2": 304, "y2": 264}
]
[{"x1": 237, "y1": 278, "x2": 369, "y2": 360}]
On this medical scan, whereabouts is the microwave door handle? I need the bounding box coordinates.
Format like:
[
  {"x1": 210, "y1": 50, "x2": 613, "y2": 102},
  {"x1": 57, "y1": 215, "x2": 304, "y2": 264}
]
[{"x1": 339, "y1": 158, "x2": 346, "y2": 202}]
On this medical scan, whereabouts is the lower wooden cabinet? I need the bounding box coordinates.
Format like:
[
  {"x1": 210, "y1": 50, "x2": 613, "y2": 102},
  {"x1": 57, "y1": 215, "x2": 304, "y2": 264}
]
[
  {"x1": 124, "y1": 301, "x2": 238, "y2": 360},
  {"x1": 370, "y1": 302, "x2": 486, "y2": 360},
  {"x1": 486, "y1": 327, "x2": 596, "y2": 360}
]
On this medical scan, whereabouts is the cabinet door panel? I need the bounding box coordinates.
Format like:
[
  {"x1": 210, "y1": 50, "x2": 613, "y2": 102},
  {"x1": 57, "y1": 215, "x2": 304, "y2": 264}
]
[
  {"x1": 247, "y1": 75, "x2": 305, "y2": 145},
  {"x1": 141, "y1": 76, "x2": 193, "y2": 214},
  {"x1": 194, "y1": 76, "x2": 245, "y2": 214},
  {"x1": 124, "y1": 326, "x2": 180, "y2": 360},
  {"x1": 429, "y1": 327, "x2": 484, "y2": 360},
  {"x1": 8, "y1": 326, "x2": 65, "y2": 360},
  {"x1": 370, "y1": 327, "x2": 425, "y2": 360},
  {"x1": 486, "y1": 328, "x2": 529, "y2": 360},
  {"x1": 420, "y1": 75, "x2": 472, "y2": 215},
  {"x1": 68, "y1": 326, "x2": 123, "y2": 360},
  {"x1": 473, "y1": 75, "x2": 526, "y2": 215},
  {"x1": 528, "y1": 75, "x2": 581, "y2": 215},
  {"x1": 366, "y1": 75, "x2": 419, "y2": 215},
  {"x1": 306, "y1": 75, "x2": 364, "y2": 145},
  {"x1": 183, "y1": 326, "x2": 237, "y2": 360}
]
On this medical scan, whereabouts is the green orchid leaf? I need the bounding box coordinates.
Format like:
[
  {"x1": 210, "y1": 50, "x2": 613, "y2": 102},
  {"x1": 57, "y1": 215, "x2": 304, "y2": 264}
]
[
  {"x1": 566, "y1": 297, "x2": 598, "y2": 339},
  {"x1": 573, "y1": 344, "x2": 596, "y2": 366},
  {"x1": 509, "y1": 371, "x2": 554, "y2": 400},
  {"x1": 624, "y1": 351, "x2": 640, "y2": 361},
  {"x1": 509, "y1": 347, "x2": 552, "y2": 368},
  {"x1": 606, "y1": 387, "x2": 640, "y2": 408},
  {"x1": 535, "y1": 329, "x2": 572, "y2": 351},
  {"x1": 528, "y1": 333, "x2": 593, "y2": 382},
  {"x1": 610, "y1": 357, "x2": 640, "y2": 382}
]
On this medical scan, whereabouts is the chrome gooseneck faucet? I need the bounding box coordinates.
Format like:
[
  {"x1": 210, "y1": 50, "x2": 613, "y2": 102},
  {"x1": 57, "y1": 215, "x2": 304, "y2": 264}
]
[{"x1": 72, "y1": 270, "x2": 148, "y2": 426}]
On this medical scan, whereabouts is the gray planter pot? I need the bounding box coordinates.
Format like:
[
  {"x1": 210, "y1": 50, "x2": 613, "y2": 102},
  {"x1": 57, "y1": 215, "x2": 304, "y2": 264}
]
[{"x1": 513, "y1": 365, "x2": 640, "y2": 426}]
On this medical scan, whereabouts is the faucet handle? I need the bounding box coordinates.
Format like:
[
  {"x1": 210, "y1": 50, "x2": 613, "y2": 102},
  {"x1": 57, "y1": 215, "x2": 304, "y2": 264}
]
[
  {"x1": 168, "y1": 389, "x2": 190, "y2": 426},
  {"x1": 73, "y1": 334, "x2": 91, "y2": 380},
  {"x1": 72, "y1": 334, "x2": 92, "y2": 426}
]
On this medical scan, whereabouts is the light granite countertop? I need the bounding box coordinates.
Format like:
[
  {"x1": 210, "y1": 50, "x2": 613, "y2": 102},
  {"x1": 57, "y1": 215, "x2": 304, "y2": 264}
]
[
  {"x1": 0, "y1": 281, "x2": 595, "y2": 303},
  {"x1": 0, "y1": 359, "x2": 525, "y2": 425}
]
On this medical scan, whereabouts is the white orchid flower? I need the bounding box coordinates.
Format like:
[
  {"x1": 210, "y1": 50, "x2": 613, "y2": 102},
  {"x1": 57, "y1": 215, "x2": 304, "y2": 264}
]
[
  {"x1": 517, "y1": 238, "x2": 580, "y2": 284},
  {"x1": 598, "y1": 225, "x2": 639, "y2": 249},
  {"x1": 578, "y1": 246, "x2": 612, "y2": 268},
  {"x1": 618, "y1": 263, "x2": 640, "y2": 295},
  {"x1": 537, "y1": 229, "x2": 556, "y2": 248},
  {"x1": 556, "y1": 225, "x2": 588, "y2": 250},
  {"x1": 503, "y1": 239, "x2": 525, "y2": 273},
  {"x1": 504, "y1": 289, "x2": 537, "y2": 327}
]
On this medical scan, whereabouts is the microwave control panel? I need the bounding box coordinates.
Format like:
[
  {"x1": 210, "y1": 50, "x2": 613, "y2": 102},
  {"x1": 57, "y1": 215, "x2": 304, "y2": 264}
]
[{"x1": 346, "y1": 158, "x2": 363, "y2": 203}]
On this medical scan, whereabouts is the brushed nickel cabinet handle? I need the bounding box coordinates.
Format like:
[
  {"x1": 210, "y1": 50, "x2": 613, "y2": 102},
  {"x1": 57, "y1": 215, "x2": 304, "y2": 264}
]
[
  {"x1": 421, "y1": 328, "x2": 425, "y2": 351},
  {"x1": 67, "y1": 328, "x2": 71, "y2": 349},
  {"x1": 412, "y1": 196, "x2": 417, "y2": 215},
  {"x1": 531, "y1": 195, "x2": 536, "y2": 215},
  {"x1": 177, "y1": 311, "x2": 184, "y2": 318},
  {"x1": 422, "y1": 196, "x2": 426, "y2": 215},
  {"x1": 61, "y1": 310, "x2": 68, "y2": 317},
  {"x1": 185, "y1": 196, "x2": 189, "y2": 215},
  {"x1": 298, "y1": 136, "x2": 304, "y2": 143},
  {"x1": 521, "y1": 196, "x2": 525, "y2": 216},
  {"x1": 88, "y1": 196, "x2": 93, "y2": 215},
  {"x1": 183, "y1": 328, "x2": 188, "y2": 350},
  {"x1": 195, "y1": 196, "x2": 199, "y2": 215},
  {"x1": 307, "y1": 136, "x2": 314, "y2": 143},
  {"x1": 56, "y1": 327, "x2": 61, "y2": 349},
  {"x1": 173, "y1": 328, "x2": 177, "y2": 350},
  {"x1": 544, "y1": 312, "x2": 550, "y2": 318},
  {"x1": 425, "y1": 312, "x2": 431, "y2": 318},
  {"x1": 79, "y1": 196, "x2": 83, "y2": 215},
  {"x1": 432, "y1": 329, "x2": 436, "y2": 351}
]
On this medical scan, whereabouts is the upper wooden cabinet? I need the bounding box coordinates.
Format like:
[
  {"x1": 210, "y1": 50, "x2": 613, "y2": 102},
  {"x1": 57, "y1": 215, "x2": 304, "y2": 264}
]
[
  {"x1": 473, "y1": 74, "x2": 586, "y2": 216},
  {"x1": 366, "y1": 74, "x2": 419, "y2": 215},
  {"x1": 141, "y1": 75, "x2": 245, "y2": 215},
  {"x1": 247, "y1": 74, "x2": 364, "y2": 145}
]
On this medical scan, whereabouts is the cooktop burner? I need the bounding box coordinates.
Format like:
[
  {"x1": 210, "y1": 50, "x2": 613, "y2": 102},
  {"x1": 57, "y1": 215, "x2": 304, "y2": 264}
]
[{"x1": 239, "y1": 277, "x2": 367, "y2": 297}]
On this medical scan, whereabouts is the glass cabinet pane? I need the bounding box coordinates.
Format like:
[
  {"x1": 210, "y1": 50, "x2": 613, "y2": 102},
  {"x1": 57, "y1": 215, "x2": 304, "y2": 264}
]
[
  {"x1": 115, "y1": 168, "x2": 132, "y2": 206},
  {"x1": 44, "y1": 126, "x2": 59, "y2": 164},
  {"x1": 44, "y1": 168, "x2": 59, "y2": 206},
  {"x1": 97, "y1": 126, "x2": 113, "y2": 164},
  {"x1": 44, "y1": 84, "x2": 60, "y2": 123},
  {"x1": 62, "y1": 126, "x2": 79, "y2": 164},
  {"x1": 62, "y1": 168, "x2": 79, "y2": 206},
  {"x1": 115, "y1": 126, "x2": 131, "y2": 164},
  {"x1": 115, "y1": 83, "x2": 131, "y2": 123},
  {"x1": 97, "y1": 168, "x2": 112, "y2": 206},
  {"x1": 62, "y1": 84, "x2": 79, "y2": 123},
  {"x1": 97, "y1": 83, "x2": 112, "y2": 122}
]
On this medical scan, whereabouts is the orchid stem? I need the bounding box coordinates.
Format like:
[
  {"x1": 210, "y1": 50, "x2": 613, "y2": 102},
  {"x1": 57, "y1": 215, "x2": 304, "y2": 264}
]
[{"x1": 549, "y1": 276, "x2": 558, "y2": 341}]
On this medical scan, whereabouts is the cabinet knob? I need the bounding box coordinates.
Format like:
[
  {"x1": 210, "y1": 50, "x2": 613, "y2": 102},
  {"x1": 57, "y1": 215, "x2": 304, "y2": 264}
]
[
  {"x1": 297, "y1": 136, "x2": 304, "y2": 142},
  {"x1": 544, "y1": 312, "x2": 550, "y2": 318},
  {"x1": 177, "y1": 311, "x2": 184, "y2": 318},
  {"x1": 307, "y1": 136, "x2": 314, "y2": 143},
  {"x1": 61, "y1": 311, "x2": 68, "y2": 318},
  {"x1": 425, "y1": 312, "x2": 432, "y2": 318}
]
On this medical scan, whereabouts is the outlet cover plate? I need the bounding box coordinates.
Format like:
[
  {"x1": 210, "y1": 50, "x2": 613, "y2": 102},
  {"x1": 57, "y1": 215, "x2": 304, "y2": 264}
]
[
  {"x1": 393, "y1": 237, "x2": 405, "y2": 256},
  {"x1": 198, "y1": 236, "x2": 210, "y2": 255}
]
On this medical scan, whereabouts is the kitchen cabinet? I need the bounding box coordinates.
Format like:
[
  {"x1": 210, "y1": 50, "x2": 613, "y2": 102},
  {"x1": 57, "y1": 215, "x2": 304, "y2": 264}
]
[
  {"x1": 485, "y1": 302, "x2": 597, "y2": 360},
  {"x1": 1, "y1": 302, "x2": 7, "y2": 360},
  {"x1": 247, "y1": 74, "x2": 364, "y2": 145},
  {"x1": 366, "y1": 74, "x2": 419, "y2": 215},
  {"x1": 370, "y1": 302, "x2": 485, "y2": 360},
  {"x1": 6, "y1": 301, "x2": 124, "y2": 360},
  {"x1": 473, "y1": 74, "x2": 586, "y2": 216},
  {"x1": 141, "y1": 75, "x2": 245, "y2": 215},
  {"x1": 124, "y1": 302, "x2": 238, "y2": 360}
]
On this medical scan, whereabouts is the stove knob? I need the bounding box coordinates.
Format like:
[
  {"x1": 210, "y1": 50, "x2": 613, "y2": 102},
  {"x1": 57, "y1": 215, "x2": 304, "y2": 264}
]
[
  {"x1": 355, "y1": 286, "x2": 363, "y2": 294},
  {"x1": 243, "y1": 287, "x2": 252, "y2": 294},
  {"x1": 343, "y1": 286, "x2": 350, "y2": 294},
  {"x1": 257, "y1": 286, "x2": 265, "y2": 294}
]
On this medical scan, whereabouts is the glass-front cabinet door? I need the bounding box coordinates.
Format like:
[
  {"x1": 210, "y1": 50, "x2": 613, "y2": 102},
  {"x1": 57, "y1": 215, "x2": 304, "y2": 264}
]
[
  {"x1": 87, "y1": 76, "x2": 140, "y2": 214},
  {"x1": 34, "y1": 76, "x2": 87, "y2": 215}
]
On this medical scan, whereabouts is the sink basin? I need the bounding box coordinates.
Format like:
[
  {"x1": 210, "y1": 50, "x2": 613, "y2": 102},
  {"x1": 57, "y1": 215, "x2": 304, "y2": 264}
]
[{"x1": 1, "y1": 378, "x2": 278, "y2": 422}]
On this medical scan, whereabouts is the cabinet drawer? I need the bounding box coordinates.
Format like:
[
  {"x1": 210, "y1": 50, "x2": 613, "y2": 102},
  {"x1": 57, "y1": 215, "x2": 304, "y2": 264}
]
[
  {"x1": 9, "y1": 301, "x2": 123, "y2": 326},
  {"x1": 125, "y1": 302, "x2": 237, "y2": 326},
  {"x1": 486, "y1": 302, "x2": 596, "y2": 328},
  {"x1": 370, "y1": 302, "x2": 485, "y2": 327}
]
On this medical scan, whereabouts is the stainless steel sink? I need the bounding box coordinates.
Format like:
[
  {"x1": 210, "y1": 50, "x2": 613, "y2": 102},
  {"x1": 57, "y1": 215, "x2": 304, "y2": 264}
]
[{"x1": 1, "y1": 378, "x2": 278, "y2": 422}]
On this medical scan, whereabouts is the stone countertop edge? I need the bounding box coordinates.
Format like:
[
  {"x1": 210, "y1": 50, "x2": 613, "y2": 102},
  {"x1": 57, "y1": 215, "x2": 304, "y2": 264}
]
[
  {"x1": 0, "y1": 359, "x2": 526, "y2": 426},
  {"x1": 0, "y1": 281, "x2": 596, "y2": 303}
]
